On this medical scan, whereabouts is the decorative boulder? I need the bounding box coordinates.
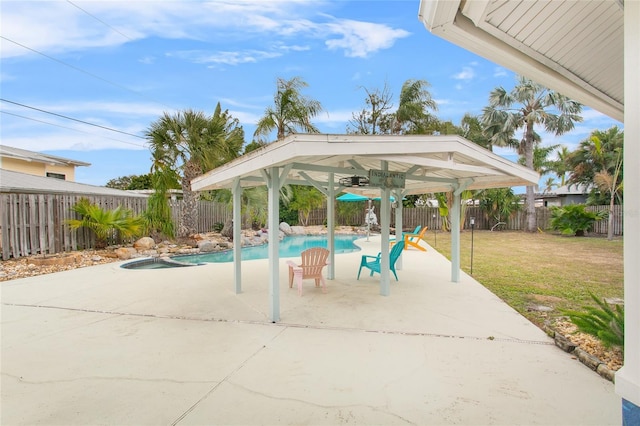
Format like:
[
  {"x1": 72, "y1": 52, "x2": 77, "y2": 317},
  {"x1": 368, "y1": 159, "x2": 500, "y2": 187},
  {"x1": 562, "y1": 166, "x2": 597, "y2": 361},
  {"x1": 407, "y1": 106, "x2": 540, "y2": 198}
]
[
  {"x1": 197, "y1": 241, "x2": 218, "y2": 252},
  {"x1": 279, "y1": 222, "x2": 292, "y2": 235},
  {"x1": 290, "y1": 226, "x2": 305, "y2": 235},
  {"x1": 133, "y1": 237, "x2": 155, "y2": 251},
  {"x1": 114, "y1": 247, "x2": 137, "y2": 260}
]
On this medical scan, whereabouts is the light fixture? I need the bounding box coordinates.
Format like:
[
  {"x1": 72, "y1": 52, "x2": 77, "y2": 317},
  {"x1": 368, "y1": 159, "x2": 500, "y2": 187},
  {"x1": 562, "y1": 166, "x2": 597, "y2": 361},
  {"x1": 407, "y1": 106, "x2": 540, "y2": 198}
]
[{"x1": 338, "y1": 175, "x2": 369, "y2": 187}]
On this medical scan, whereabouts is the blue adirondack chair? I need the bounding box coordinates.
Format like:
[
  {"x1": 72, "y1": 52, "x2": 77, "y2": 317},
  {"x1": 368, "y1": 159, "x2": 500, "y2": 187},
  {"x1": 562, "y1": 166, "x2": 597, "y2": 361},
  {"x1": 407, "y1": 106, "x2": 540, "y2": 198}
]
[{"x1": 357, "y1": 239, "x2": 405, "y2": 281}]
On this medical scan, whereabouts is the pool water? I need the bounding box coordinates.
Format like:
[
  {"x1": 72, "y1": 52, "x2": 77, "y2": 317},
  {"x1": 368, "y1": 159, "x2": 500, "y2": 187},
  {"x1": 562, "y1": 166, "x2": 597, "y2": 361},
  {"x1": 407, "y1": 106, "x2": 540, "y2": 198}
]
[{"x1": 173, "y1": 234, "x2": 361, "y2": 264}]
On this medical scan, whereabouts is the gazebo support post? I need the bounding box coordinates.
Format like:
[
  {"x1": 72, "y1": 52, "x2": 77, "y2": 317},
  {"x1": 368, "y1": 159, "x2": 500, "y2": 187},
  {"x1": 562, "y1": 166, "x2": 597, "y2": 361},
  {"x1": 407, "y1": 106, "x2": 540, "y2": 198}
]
[
  {"x1": 394, "y1": 189, "x2": 404, "y2": 270},
  {"x1": 450, "y1": 190, "x2": 461, "y2": 283},
  {"x1": 232, "y1": 177, "x2": 242, "y2": 294},
  {"x1": 379, "y1": 161, "x2": 391, "y2": 296},
  {"x1": 264, "y1": 166, "x2": 282, "y2": 322},
  {"x1": 327, "y1": 172, "x2": 336, "y2": 279}
]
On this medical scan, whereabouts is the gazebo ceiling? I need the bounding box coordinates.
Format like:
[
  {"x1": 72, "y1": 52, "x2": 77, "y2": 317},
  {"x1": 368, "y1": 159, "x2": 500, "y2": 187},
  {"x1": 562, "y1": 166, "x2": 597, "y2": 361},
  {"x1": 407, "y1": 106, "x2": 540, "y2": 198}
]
[
  {"x1": 191, "y1": 134, "x2": 538, "y2": 195},
  {"x1": 418, "y1": 0, "x2": 624, "y2": 122}
]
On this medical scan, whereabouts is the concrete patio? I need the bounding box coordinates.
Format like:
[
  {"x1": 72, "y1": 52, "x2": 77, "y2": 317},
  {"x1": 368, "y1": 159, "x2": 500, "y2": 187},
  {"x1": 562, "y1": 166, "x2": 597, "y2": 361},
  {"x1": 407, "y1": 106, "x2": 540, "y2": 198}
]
[{"x1": 1, "y1": 237, "x2": 621, "y2": 425}]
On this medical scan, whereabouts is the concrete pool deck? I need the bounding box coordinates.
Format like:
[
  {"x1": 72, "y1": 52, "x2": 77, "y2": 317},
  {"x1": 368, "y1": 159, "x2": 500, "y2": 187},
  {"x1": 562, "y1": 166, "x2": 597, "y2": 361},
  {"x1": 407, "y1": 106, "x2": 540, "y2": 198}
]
[{"x1": 1, "y1": 236, "x2": 621, "y2": 425}]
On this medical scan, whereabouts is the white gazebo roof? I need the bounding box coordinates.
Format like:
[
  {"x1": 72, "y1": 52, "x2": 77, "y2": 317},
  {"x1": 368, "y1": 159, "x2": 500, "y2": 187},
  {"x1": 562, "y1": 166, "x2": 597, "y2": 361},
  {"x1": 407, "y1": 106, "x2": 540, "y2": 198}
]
[{"x1": 191, "y1": 134, "x2": 538, "y2": 193}]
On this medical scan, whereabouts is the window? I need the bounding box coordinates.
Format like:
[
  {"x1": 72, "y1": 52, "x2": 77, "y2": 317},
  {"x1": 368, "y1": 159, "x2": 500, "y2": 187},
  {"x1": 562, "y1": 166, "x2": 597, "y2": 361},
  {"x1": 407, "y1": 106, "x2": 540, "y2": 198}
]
[{"x1": 46, "y1": 172, "x2": 66, "y2": 180}]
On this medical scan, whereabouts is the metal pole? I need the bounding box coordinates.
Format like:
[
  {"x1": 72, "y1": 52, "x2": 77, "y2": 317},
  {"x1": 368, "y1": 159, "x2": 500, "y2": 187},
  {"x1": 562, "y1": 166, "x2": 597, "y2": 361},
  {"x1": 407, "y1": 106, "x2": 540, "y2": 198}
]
[
  {"x1": 433, "y1": 213, "x2": 437, "y2": 247},
  {"x1": 470, "y1": 217, "x2": 475, "y2": 275}
]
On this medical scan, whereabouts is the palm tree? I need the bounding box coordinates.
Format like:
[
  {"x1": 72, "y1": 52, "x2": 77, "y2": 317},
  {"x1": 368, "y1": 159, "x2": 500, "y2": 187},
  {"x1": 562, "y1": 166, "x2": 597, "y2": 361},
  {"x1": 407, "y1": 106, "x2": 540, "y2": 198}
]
[
  {"x1": 67, "y1": 198, "x2": 144, "y2": 248},
  {"x1": 481, "y1": 75, "x2": 583, "y2": 232},
  {"x1": 393, "y1": 79, "x2": 438, "y2": 134},
  {"x1": 146, "y1": 104, "x2": 244, "y2": 237},
  {"x1": 566, "y1": 126, "x2": 624, "y2": 240},
  {"x1": 552, "y1": 146, "x2": 572, "y2": 187},
  {"x1": 543, "y1": 177, "x2": 558, "y2": 194},
  {"x1": 254, "y1": 76, "x2": 323, "y2": 142}
]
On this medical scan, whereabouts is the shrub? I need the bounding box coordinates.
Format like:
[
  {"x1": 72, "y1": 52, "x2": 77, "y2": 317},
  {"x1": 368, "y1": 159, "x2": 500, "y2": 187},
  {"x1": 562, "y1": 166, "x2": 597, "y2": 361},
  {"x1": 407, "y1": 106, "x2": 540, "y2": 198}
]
[
  {"x1": 564, "y1": 293, "x2": 624, "y2": 349},
  {"x1": 67, "y1": 198, "x2": 144, "y2": 248},
  {"x1": 549, "y1": 204, "x2": 607, "y2": 236}
]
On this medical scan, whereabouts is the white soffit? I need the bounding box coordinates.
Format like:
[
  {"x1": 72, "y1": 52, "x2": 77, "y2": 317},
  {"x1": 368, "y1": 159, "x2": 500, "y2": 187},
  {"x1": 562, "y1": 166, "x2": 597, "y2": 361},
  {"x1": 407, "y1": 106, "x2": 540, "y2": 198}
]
[
  {"x1": 418, "y1": 0, "x2": 624, "y2": 122},
  {"x1": 191, "y1": 134, "x2": 539, "y2": 195}
]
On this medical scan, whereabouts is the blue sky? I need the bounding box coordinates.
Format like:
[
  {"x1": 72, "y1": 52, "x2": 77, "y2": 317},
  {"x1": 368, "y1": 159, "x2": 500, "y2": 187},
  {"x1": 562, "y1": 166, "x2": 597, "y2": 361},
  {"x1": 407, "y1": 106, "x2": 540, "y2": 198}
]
[{"x1": 1, "y1": 0, "x2": 621, "y2": 186}]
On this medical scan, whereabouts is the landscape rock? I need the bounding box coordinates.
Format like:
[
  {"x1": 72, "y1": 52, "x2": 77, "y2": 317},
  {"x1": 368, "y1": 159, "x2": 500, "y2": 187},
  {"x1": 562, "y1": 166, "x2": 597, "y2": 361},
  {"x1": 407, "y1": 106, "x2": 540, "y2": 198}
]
[
  {"x1": 197, "y1": 241, "x2": 218, "y2": 253},
  {"x1": 574, "y1": 348, "x2": 602, "y2": 371},
  {"x1": 279, "y1": 222, "x2": 292, "y2": 235},
  {"x1": 114, "y1": 247, "x2": 137, "y2": 260},
  {"x1": 290, "y1": 226, "x2": 305, "y2": 235},
  {"x1": 133, "y1": 237, "x2": 155, "y2": 251}
]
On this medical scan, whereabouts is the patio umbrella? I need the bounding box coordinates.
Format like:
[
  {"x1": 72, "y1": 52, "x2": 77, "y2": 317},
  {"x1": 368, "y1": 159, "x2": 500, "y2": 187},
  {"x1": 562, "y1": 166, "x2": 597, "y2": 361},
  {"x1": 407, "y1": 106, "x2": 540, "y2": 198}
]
[{"x1": 336, "y1": 193, "x2": 368, "y2": 202}]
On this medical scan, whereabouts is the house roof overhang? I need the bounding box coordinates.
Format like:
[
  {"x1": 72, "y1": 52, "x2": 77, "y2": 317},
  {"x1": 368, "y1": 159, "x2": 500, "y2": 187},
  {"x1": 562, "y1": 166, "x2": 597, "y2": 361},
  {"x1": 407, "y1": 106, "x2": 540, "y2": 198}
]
[
  {"x1": 418, "y1": 0, "x2": 624, "y2": 122},
  {"x1": 191, "y1": 134, "x2": 539, "y2": 194}
]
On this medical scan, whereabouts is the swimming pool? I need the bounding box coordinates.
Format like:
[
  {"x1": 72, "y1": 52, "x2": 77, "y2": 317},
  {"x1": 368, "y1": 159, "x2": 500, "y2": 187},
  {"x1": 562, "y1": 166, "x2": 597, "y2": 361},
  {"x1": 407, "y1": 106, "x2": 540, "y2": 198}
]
[{"x1": 173, "y1": 234, "x2": 361, "y2": 264}]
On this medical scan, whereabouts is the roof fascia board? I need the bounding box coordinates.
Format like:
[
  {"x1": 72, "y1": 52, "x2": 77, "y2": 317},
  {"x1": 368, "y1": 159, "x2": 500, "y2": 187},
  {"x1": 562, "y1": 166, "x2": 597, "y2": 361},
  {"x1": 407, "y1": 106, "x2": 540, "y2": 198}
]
[{"x1": 418, "y1": 3, "x2": 624, "y2": 121}]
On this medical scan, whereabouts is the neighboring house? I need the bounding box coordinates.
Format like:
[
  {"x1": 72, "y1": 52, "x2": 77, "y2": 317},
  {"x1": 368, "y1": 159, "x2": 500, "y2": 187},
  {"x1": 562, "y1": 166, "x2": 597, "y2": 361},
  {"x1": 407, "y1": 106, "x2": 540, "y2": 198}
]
[
  {"x1": 0, "y1": 144, "x2": 90, "y2": 182},
  {"x1": 536, "y1": 184, "x2": 591, "y2": 207},
  {"x1": 0, "y1": 168, "x2": 147, "y2": 197}
]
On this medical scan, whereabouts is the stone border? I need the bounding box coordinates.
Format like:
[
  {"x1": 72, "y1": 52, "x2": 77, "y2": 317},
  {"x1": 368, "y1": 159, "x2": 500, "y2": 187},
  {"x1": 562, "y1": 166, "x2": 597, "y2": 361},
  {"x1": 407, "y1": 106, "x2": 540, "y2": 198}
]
[{"x1": 545, "y1": 327, "x2": 616, "y2": 382}]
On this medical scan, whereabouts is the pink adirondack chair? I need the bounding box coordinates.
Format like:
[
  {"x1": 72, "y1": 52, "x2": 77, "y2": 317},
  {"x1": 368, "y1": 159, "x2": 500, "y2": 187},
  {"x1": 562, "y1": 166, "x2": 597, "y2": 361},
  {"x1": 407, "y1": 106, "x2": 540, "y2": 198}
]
[{"x1": 287, "y1": 247, "x2": 330, "y2": 296}]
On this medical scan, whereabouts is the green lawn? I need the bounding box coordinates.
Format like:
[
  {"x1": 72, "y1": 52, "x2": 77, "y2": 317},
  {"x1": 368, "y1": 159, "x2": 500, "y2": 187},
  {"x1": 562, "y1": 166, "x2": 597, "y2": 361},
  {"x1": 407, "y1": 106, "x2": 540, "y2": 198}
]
[{"x1": 424, "y1": 230, "x2": 624, "y2": 328}]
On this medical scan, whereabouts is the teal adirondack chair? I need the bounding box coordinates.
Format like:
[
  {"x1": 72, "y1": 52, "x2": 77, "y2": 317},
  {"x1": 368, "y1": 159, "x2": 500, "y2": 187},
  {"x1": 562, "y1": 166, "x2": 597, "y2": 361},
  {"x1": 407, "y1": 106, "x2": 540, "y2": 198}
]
[{"x1": 357, "y1": 239, "x2": 405, "y2": 281}]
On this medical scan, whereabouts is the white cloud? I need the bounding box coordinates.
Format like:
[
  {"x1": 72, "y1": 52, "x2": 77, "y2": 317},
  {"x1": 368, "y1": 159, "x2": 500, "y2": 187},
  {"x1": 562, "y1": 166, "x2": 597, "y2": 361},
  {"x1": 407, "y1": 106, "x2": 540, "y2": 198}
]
[
  {"x1": 324, "y1": 19, "x2": 410, "y2": 58},
  {"x1": 1, "y1": 1, "x2": 408, "y2": 62},
  {"x1": 453, "y1": 66, "x2": 475, "y2": 81},
  {"x1": 170, "y1": 49, "x2": 282, "y2": 66}
]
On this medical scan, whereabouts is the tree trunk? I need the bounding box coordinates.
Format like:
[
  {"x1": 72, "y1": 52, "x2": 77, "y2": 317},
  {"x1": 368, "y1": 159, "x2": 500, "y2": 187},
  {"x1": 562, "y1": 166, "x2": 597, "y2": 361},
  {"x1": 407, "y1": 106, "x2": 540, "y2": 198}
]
[
  {"x1": 608, "y1": 193, "x2": 615, "y2": 240},
  {"x1": 524, "y1": 124, "x2": 537, "y2": 233},
  {"x1": 179, "y1": 161, "x2": 201, "y2": 237}
]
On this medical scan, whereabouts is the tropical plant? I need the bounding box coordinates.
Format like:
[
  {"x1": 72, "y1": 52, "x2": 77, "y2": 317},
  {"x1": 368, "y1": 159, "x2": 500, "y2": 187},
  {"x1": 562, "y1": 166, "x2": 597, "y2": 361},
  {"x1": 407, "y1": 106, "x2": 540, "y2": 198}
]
[
  {"x1": 549, "y1": 204, "x2": 607, "y2": 236},
  {"x1": 481, "y1": 75, "x2": 583, "y2": 232},
  {"x1": 566, "y1": 127, "x2": 623, "y2": 240},
  {"x1": 477, "y1": 188, "x2": 522, "y2": 229},
  {"x1": 67, "y1": 198, "x2": 144, "y2": 248},
  {"x1": 254, "y1": 76, "x2": 323, "y2": 142},
  {"x1": 564, "y1": 293, "x2": 624, "y2": 349},
  {"x1": 288, "y1": 186, "x2": 325, "y2": 226},
  {"x1": 459, "y1": 113, "x2": 492, "y2": 150},
  {"x1": 433, "y1": 190, "x2": 472, "y2": 232},
  {"x1": 337, "y1": 199, "x2": 365, "y2": 226},
  {"x1": 146, "y1": 104, "x2": 244, "y2": 237}
]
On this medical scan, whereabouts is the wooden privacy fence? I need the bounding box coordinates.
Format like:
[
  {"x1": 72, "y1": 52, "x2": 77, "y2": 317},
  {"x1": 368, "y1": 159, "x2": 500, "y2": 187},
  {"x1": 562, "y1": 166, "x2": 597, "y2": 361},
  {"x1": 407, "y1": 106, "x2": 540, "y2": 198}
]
[
  {"x1": 303, "y1": 204, "x2": 623, "y2": 235},
  {"x1": 0, "y1": 194, "x2": 241, "y2": 260},
  {"x1": 1, "y1": 192, "x2": 624, "y2": 260}
]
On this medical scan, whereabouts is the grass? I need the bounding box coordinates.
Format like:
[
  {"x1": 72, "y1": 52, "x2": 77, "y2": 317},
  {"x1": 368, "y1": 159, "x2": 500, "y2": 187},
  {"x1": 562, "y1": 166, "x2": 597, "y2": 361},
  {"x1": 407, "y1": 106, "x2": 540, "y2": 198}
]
[{"x1": 423, "y1": 229, "x2": 624, "y2": 328}]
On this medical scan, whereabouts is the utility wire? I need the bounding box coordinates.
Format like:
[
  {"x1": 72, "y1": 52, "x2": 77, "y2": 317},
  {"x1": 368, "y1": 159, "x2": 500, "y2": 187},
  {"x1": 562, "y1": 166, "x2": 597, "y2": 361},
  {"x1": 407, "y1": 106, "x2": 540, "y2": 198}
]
[
  {"x1": 0, "y1": 110, "x2": 147, "y2": 148},
  {"x1": 1, "y1": 98, "x2": 146, "y2": 140},
  {"x1": 66, "y1": 0, "x2": 134, "y2": 41},
  {"x1": 0, "y1": 36, "x2": 173, "y2": 109}
]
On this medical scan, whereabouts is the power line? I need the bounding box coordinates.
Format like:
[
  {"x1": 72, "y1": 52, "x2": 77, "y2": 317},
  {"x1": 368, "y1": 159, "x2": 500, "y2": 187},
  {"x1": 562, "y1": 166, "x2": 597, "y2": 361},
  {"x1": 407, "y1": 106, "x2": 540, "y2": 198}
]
[
  {"x1": 0, "y1": 36, "x2": 173, "y2": 109},
  {"x1": 1, "y1": 98, "x2": 147, "y2": 140},
  {"x1": 66, "y1": 0, "x2": 134, "y2": 41},
  {"x1": 0, "y1": 110, "x2": 147, "y2": 149}
]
